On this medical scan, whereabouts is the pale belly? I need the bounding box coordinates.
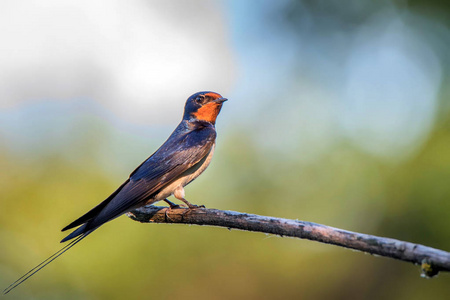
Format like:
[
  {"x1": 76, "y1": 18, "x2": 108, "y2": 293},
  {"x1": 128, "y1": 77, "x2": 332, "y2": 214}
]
[{"x1": 149, "y1": 144, "x2": 215, "y2": 203}]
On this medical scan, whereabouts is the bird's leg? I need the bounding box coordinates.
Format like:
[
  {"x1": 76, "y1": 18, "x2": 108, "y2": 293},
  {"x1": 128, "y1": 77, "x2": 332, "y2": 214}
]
[
  {"x1": 178, "y1": 198, "x2": 205, "y2": 209},
  {"x1": 163, "y1": 198, "x2": 181, "y2": 209},
  {"x1": 163, "y1": 198, "x2": 181, "y2": 222},
  {"x1": 173, "y1": 186, "x2": 205, "y2": 209}
]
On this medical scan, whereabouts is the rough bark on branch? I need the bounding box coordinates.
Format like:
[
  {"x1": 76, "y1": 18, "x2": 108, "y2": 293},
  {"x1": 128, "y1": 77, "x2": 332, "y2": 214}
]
[{"x1": 127, "y1": 206, "x2": 450, "y2": 277}]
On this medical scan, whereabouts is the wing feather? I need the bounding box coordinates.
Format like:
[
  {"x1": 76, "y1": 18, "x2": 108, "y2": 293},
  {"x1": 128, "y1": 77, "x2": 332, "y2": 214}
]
[{"x1": 61, "y1": 122, "x2": 216, "y2": 241}]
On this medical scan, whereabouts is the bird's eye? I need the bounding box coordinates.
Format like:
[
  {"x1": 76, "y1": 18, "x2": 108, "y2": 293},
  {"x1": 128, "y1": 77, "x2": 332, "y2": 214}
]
[{"x1": 195, "y1": 96, "x2": 204, "y2": 104}]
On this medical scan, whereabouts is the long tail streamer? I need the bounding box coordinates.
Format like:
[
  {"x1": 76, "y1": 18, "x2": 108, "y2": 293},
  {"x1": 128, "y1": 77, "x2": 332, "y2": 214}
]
[{"x1": 3, "y1": 234, "x2": 88, "y2": 295}]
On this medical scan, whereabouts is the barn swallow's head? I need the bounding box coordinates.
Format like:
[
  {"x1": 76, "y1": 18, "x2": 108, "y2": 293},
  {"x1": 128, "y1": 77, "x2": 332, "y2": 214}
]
[{"x1": 183, "y1": 91, "x2": 227, "y2": 125}]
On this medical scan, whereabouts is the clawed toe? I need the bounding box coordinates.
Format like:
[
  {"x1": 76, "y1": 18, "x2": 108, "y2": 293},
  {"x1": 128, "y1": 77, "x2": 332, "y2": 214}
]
[{"x1": 187, "y1": 204, "x2": 205, "y2": 209}]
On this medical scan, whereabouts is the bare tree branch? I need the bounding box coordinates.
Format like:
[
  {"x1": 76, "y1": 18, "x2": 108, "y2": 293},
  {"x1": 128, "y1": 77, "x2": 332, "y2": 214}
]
[{"x1": 127, "y1": 206, "x2": 450, "y2": 277}]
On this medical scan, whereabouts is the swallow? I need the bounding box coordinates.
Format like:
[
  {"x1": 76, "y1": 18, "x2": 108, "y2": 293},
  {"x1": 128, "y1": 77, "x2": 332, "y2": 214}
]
[{"x1": 4, "y1": 91, "x2": 227, "y2": 294}]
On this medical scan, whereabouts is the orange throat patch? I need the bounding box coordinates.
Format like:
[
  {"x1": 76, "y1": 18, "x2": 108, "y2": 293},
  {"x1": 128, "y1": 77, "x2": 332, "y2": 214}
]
[{"x1": 193, "y1": 102, "x2": 221, "y2": 124}]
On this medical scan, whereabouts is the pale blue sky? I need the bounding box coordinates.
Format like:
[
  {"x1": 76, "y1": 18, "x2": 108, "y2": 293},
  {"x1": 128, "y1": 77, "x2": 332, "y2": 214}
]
[{"x1": 0, "y1": 0, "x2": 448, "y2": 167}]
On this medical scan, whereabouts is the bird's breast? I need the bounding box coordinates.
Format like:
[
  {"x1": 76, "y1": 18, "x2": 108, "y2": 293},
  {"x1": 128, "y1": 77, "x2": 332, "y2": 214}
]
[{"x1": 152, "y1": 144, "x2": 215, "y2": 202}]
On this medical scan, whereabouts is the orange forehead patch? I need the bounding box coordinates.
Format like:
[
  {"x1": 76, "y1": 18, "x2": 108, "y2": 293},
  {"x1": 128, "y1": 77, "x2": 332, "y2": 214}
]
[
  {"x1": 205, "y1": 92, "x2": 222, "y2": 99},
  {"x1": 193, "y1": 102, "x2": 221, "y2": 124}
]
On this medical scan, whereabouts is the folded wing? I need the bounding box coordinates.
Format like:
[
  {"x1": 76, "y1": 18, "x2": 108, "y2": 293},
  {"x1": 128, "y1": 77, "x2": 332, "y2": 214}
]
[{"x1": 61, "y1": 123, "x2": 216, "y2": 242}]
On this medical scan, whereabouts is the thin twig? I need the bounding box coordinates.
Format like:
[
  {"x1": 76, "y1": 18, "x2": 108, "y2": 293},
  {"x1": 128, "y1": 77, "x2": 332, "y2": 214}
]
[{"x1": 127, "y1": 206, "x2": 450, "y2": 278}]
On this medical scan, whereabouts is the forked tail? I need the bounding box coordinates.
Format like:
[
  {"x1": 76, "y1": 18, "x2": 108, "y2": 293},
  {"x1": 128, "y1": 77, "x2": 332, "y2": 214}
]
[{"x1": 3, "y1": 233, "x2": 89, "y2": 295}]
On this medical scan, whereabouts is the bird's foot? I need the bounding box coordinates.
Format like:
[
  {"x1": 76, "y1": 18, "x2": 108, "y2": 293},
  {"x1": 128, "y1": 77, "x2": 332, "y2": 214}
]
[
  {"x1": 177, "y1": 197, "x2": 205, "y2": 210},
  {"x1": 163, "y1": 199, "x2": 182, "y2": 210},
  {"x1": 163, "y1": 199, "x2": 182, "y2": 221},
  {"x1": 187, "y1": 204, "x2": 205, "y2": 209}
]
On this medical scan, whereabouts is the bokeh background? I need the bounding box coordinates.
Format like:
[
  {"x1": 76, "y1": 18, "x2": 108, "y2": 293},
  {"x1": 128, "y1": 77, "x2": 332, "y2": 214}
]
[{"x1": 1, "y1": 0, "x2": 450, "y2": 299}]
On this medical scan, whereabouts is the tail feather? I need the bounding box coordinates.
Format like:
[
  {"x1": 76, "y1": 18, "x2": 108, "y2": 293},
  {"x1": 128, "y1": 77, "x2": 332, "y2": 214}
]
[
  {"x1": 3, "y1": 233, "x2": 89, "y2": 295},
  {"x1": 62, "y1": 180, "x2": 129, "y2": 232},
  {"x1": 61, "y1": 203, "x2": 106, "y2": 232},
  {"x1": 60, "y1": 224, "x2": 88, "y2": 243}
]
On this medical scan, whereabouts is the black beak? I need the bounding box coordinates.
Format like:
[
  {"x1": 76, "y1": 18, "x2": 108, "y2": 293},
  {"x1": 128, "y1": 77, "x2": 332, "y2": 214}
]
[{"x1": 213, "y1": 97, "x2": 228, "y2": 104}]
